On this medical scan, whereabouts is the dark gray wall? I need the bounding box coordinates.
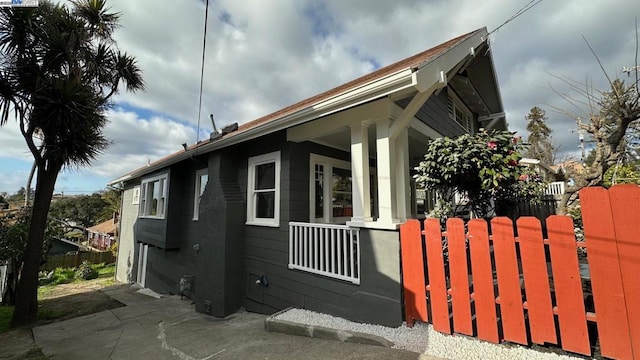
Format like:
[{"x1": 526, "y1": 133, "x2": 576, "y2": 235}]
[
  {"x1": 133, "y1": 161, "x2": 205, "y2": 295},
  {"x1": 194, "y1": 149, "x2": 245, "y2": 317},
  {"x1": 397, "y1": 87, "x2": 476, "y2": 138},
  {"x1": 241, "y1": 137, "x2": 403, "y2": 326},
  {"x1": 128, "y1": 129, "x2": 404, "y2": 326}
]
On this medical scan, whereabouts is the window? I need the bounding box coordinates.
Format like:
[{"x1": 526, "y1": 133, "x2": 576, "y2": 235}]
[
  {"x1": 246, "y1": 151, "x2": 280, "y2": 227},
  {"x1": 139, "y1": 173, "x2": 168, "y2": 218},
  {"x1": 447, "y1": 90, "x2": 473, "y2": 133},
  {"x1": 132, "y1": 186, "x2": 140, "y2": 205},
  {"x1": 310, "y1": 154, "x2": 354, "y2": 223},
  {"x1": 193, "y1": 169, "x2": 208, "y2": 220}
]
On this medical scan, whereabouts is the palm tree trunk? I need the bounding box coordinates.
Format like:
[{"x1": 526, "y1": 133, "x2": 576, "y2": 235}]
[{"x1": 11, "y1": 164, "x2": 60, "y2": 327}]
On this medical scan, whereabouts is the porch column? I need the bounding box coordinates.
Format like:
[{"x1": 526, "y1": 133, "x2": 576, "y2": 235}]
[
  {"x1": 376, "y1": 118, "x2": 397, "y2": 225},
  {"x1": 350, "y1": 123, "x2": 372, "y2": 222},
  {"x1": 394, "y1": 127, "x2": 410, "y2": 221}
]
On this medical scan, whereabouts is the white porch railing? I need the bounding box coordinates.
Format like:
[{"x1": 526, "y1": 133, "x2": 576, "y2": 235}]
[
  {"x1": 288, "y1": 222, "x2": 360, "y2": 284},
  {"x1": 545, "y1": 181, "x2": 565, "y2": 195}
]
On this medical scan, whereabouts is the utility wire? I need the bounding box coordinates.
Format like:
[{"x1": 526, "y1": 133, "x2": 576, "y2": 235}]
[
  {"x1": 487, "y1": 0, "x2": 543, "y2": 38},
  {"x1": 196, "y1": 0, "x2": 210, "y2": 144}
]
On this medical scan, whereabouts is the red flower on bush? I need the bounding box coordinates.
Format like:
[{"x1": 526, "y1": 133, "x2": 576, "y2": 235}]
[
  {"x1": 508, "y1": 159, "x2": 518, "y2": 166},
  {"x1": 519, "y1": 174, "x2": 529, "y2": 181},
  {"x1": 487, "y1": 141, "x2": 497, "y2": 150}
]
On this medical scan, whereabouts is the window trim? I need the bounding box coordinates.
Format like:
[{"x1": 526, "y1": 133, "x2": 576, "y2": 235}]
[
  {"x1": 139, "y1": 172, "x2": 169, "y2": 219},
  {"x1": 132, "y1": 185, "x2": 140, "y2": 205},
  {"x1": 309, "y1": 154, "x2": 352, "y2": 224},
  {"x1": 447, "y1": 89, "x2": 473, "y2": 133},
  {"x1": 246, "y1": 151, "x2": 281, "y2": 227},
  {"x1": 193, "y1": 168, "x2": 209, "y2": 220}
]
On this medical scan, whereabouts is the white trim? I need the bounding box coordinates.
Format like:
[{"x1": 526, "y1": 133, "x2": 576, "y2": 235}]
[
  {"x1": 447, "y1": 88, "x2": 473, "y2": 133},
  {"x1": 246, "y1": 151, "x2": 281, "y2": 227},
  {"x1": 137, "y1": 243, "x2": 148, "y2": 287},
  {"x1": 192, "y1": 168, "x2": 208, "y2": 220},
  {"x1": 132, "y1": 186, "x2": 140, "y2": 205},
  {"x1": 309, "y1": 154, "x2": 352, "y2": 224},
  {"x1": 288, "y1": 222, "x2": 360, "y2": 285},
  {"x1": 139, "y1": 172, "x2": 169, "y2": 219}
]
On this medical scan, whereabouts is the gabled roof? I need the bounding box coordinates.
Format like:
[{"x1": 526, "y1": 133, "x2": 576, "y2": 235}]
[
  {"x1": 109, "y1": 27, "x2": 491, "y2": 185},
  {"x1": 87, "y1": 219, "x2": 117, "y2": 235}
]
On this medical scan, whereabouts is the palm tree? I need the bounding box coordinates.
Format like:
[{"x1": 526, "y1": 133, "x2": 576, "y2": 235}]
[{"x1": 0, "y1": 0, "x2": 144, "y2": 326}]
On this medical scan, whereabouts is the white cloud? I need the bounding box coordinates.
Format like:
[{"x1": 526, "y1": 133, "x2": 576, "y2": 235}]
[{"x1": 1, "y1": 0, "x2": 639, "y2": 191}]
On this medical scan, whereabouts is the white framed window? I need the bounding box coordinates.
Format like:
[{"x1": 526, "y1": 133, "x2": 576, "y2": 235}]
[
  {"x1": 132, "y1": 186, "x2": 140, "y2": 205},
  {"x1": 447, "y1": 90, "x2": 473, "y2": 133},
  {"x1": 193, "y1": 168, "x2": 208, "y2": 220},
  {"x1": 310, "y1": 154, "x2": 354, "y2": 224},
  {"x1": 139, "y1": 173, "x2": 169, "y2": 219},
  {"x1": 246, "y1": 151, "x2": 281, "y2": 227}
]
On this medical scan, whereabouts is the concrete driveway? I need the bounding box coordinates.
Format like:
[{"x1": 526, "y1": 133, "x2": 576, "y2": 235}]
[{"x1": 33, "y1": 285, "x2": 440, "y2": 360}]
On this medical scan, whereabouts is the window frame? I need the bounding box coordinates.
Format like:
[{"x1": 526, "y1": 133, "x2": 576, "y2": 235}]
[
  {"x1": 447, "y1": 89, "x2": 473, "y2": 133},
  {"x1": 132, "y1": 185, "x2": 140, "y2": 205},
  {"x1": 193, "y1": 168, "x2": 209, "y2": 220},
  {"x1": 310, "y1": 154, "x2": 364, "y2": 224},
  {"x1": 246, "y1": 151, "x2": 281, "y2": 227},
  {"x1": 139, "y1": 173, "x2": 169, "y2": 219}
]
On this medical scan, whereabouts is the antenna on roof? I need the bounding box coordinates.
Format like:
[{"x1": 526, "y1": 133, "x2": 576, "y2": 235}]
[{"x1": 210, "y1": 114, "x2": 221, "y2": 140}]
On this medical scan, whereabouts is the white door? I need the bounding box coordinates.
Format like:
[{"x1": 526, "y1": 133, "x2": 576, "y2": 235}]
[{"x1": 136, "y1": 243, "x2": 148, "y2": 287}]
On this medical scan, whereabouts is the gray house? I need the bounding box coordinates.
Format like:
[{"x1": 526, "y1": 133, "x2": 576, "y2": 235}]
[{"x1": 109, "y1": 27, "x2": 507, "y2": 327}]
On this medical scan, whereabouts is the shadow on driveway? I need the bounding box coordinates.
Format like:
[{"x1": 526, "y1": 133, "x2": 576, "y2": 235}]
[{"x1": 33, "y1": 284, "x2": 438, "y2": 360}]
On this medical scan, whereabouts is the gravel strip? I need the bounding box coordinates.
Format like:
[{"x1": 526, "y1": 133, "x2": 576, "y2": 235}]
[{"x1": 275, "y1": 308, "x2": 587, "y2": 360}]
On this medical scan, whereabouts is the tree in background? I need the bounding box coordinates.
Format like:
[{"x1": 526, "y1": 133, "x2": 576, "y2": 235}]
[
  {"x1": 0, "y1": 208, "x2": 62, "y2": 305},
  {"x1": 49, "y1": 193, "x2": 108, "y2": 229},
  {"x1": 0, "y1": 0, "x2": 143, "y2": 326},
  {"x1": 524, "y1": 107, "x2": 555, "y2": 165},
  {"x1": 549, "y1": 28, "x2": 640, "y2": 213}
]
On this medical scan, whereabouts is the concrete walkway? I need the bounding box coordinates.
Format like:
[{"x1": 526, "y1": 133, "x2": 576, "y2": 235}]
[{"x1": 33, "y1": 284, "x2": 442, "y2": 360}]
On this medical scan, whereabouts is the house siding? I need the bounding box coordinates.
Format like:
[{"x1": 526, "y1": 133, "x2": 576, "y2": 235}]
[
  {"x1": 118, "y1": 131, "x2": 403, "y2": 326},
  {"x1": 397, "y1": 87, "x2": 473, "y2": 138},
  {"x1": 115, "y1": 184, "x2": 139, "y2": 283},
  {"x1": 241, "y1": 138, "x2": 402, "y2": 326}
]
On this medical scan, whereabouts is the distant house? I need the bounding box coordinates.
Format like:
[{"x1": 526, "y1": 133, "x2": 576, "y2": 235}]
[
  {"x1": 109, "y1": 27, "x2": 507, "y2": 327},
  {"x1": 87, "y1": 218, "x2": 117, "y2": 251}
]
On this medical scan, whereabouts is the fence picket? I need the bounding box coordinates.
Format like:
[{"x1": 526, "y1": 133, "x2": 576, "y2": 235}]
[
  {"x1": 609, "y1": 185, "x2": 640, "y2": 358},
  {"x1": 467, "y1": 219, "x2": 499, "y2": 343},
  {"x1": 447, "y1": 218, "x2": 472, "y2": 335},
  {"x1": 517, "y1": 217, "x2": 556, "y2": 345},
  {"x1": 581, "y1": 187, "x2": 634, "y2": 359},
  {"x1": 491, "y1": 217, "x2": 527, "y2": 345},
  {"x1": 425, "y1": 218, "x2": 451, "y2": 334},
  {"x1": 546, "y1": 215, "x2": 591, "y2": 356},
  {"x1": 400, "y1": 219, "x2": 428, "y2": 325}
]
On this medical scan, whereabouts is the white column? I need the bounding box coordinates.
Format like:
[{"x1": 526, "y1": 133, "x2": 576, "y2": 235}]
[
  {"x1": 394, "y1": 127, "x2": 410, "y2": 221},
  {"x1": 376, "y1": 118, "x2": 397, "y2": 225},
  {"x1": 350, "y1": 123, "x2": 372, "y2": 223}
]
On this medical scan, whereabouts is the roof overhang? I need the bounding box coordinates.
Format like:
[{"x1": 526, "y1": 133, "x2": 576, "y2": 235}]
[{"x1": 108, "y1": 28, "x2": 492, "y2": 186}]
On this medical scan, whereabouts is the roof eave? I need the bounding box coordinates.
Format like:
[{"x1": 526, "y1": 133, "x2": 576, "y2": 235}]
[{"x1": 107, "y1": 68, "x2": 417, "y2": 185}]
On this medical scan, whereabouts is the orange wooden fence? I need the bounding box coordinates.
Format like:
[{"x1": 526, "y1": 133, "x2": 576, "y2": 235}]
[{"x1": 400, "y1": 185, "x2": 640, "y2": 359}]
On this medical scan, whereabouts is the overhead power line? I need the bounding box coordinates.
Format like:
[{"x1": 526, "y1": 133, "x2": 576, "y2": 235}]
[{"x1": 487, "y1": 0, "x2": 543, "y2": 38}]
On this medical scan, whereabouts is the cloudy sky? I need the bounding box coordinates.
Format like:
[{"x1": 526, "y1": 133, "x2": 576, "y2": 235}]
[{"x1": 0, "y1": 0, "x2": 638, "y2": 194}]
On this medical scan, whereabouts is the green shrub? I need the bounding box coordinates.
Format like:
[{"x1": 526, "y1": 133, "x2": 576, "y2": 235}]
[
  {"x1": 39, "y1": 267, "x2": 76, "y2": 286},
  {"x1": 74, "y1": 261, "x2": 98, "y2": 280}
]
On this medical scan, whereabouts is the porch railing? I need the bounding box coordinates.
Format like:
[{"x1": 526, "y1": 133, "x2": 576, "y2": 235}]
[
  {"x1": 288, "y1": 222, "x2": 360, "y2": 284},
  {"x1": 545, "y1": 181, "x2": 565, "y2": 195}
]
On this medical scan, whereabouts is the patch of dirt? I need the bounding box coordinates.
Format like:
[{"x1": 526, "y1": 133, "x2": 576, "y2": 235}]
[
  {"x1": 0, "y1": 277, "x2": 124, "y2": 359},
  {"x1": 0, "y1": 328, "x2": 45, "y2": 360}
]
